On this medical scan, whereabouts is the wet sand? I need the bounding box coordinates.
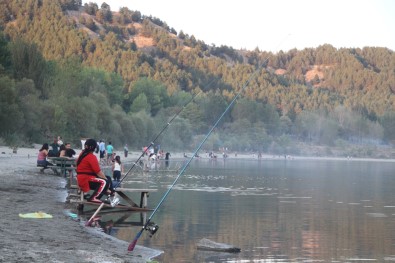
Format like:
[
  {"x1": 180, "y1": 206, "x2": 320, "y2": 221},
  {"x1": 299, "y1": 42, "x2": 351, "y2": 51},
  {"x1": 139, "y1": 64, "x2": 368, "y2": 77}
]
[{"x1": 0, "y1": 146, "x2": 162, "y2": 263}]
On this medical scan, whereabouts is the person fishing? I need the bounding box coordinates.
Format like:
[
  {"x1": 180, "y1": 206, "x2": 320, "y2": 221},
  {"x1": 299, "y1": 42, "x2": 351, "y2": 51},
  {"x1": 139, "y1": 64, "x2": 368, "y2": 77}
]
[{"x1": 76, "y1": 138, "x2": 114, "y2": 203}]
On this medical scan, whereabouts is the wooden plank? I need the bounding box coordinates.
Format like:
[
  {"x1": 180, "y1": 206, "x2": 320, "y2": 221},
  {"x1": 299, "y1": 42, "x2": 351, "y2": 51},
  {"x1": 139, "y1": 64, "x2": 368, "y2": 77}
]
[
  {"x1": 68, "y1": 186, "x2": 156, "y2": 192},
  {"x1": 48, "y1": 157, "x2": 76, "y2": 162},
  {"x1": 68, "y1": 185, "x2": 156, "y2": 192},
  {"x1": 75, "y1": 200, "x2": 153, "y2": 212},
  {"x1": 140, "y1": 192, "x2": 148, "y2": 208},
  {"x1": 115, "y1": 188, "x2": 157, "y2": 192}
]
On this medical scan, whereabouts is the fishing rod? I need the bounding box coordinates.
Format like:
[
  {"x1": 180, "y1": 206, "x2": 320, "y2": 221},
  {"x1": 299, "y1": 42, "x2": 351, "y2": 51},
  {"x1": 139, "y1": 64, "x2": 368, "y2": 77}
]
[
  {"x1": 127, "y1": 36, "x2": 290, "y2": 251},
  {"x1": 85, "y1": 88, "x2": 204, "y2": 226}
]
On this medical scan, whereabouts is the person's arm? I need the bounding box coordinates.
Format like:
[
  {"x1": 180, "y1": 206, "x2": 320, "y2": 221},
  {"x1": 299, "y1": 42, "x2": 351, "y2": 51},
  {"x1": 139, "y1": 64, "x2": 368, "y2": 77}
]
[
  {"x1": 89, "y1": 154, "x2": 106, "y2": 179},
  {"x1": 96, "y1": 170, "x2": 107, "y2": 179}
]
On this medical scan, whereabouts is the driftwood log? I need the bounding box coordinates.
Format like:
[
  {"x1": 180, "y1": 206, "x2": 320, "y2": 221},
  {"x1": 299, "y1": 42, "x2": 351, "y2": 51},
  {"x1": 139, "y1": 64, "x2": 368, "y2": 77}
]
[{"x1": 196, "y1": 238, "x2": 241, "y2": 253}]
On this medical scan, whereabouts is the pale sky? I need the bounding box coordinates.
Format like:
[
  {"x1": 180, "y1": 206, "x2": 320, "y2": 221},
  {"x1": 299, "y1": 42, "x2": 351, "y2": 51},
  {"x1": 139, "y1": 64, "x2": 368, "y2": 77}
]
[{"x1": 83, "y1": 0, "x2": 395, "y2": 53}]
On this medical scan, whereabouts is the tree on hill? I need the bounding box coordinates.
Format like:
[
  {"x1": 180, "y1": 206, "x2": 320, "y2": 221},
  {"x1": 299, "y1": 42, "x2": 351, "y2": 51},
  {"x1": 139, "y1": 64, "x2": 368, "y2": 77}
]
[
  {"x1": 0, "y1": 0, "x2": 394, "y2": 154},
  {"x1": 123, "y1": 78, "x2": 170, "y2": 116}
]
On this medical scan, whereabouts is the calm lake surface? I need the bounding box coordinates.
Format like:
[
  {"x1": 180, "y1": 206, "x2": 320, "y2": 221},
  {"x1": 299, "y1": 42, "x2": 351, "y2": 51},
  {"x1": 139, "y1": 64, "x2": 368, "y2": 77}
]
[{"x1": 98, "y1": 158, "x2": 395, "y2": 262}]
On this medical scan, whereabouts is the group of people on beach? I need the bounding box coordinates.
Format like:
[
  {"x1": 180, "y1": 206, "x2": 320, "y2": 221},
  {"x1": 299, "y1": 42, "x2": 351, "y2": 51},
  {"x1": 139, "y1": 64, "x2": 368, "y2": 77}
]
[
  {"x1": 37, "y1": 136, "x2": 76, "y2": 172},
  {"x1": 38, "y1": 137, "x2": 125, "y2": 203}
]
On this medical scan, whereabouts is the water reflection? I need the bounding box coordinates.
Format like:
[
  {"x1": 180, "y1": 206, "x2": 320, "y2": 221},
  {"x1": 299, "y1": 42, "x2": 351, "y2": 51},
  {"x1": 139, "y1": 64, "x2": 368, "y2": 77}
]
[{"x1": 89, "y1": 159, "x2": 395, "y2": 262}]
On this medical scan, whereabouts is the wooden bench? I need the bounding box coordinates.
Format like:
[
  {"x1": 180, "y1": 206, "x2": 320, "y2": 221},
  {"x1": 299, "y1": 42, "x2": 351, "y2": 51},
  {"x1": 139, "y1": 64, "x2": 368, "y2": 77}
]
[
  {"x1": 37, "y1": 164, "x2": 52, "y2": 172},
  {"x1": 68, "y1": 186, "x2": 157, "y2": 212}
]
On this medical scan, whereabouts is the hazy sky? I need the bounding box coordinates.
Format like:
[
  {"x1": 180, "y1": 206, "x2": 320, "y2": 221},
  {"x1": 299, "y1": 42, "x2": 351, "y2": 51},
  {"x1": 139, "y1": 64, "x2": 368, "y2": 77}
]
[{"x1": 83, "y1": 0, "x2": 395, "y2": 52}]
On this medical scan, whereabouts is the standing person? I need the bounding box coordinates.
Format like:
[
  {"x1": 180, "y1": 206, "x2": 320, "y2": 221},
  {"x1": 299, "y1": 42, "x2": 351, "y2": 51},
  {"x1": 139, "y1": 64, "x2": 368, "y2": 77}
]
[
  {"x1": 165, "y1": 152, "x2": 171, "y2": 168},
  {"x1": 80, "y1": 138, "x2": 87, "y2": 150},
  {"x1": 49, "y1": 139, "x2": 59, "y2": 157},
  {"x1": 76, "y1": 139, "x2": 113, "y2": 203},
  {"x1": 112, "y1": 155, "x2": 124, "y2": 183},
  {"x1": 37, "y1": 143, "x2": 53, "y2": 172},
  {"x1": 106, "y1": 141, "x2": 113, "y2": 165},
  {"x1": 99, "y1": 140, "x2": 106, "y2": 165},
  {"x1": 57, "y1": 136, "x2": 63, "y2": 147},
  {"x1": 149, "y1": 146, "x2": 154, "y2": 156},
  {"x1": 143, "y1": 146, "x2": 148, "y2": 156},
  {"x1": 124, "y1": 144, "x2": 129, "y2": 158}
]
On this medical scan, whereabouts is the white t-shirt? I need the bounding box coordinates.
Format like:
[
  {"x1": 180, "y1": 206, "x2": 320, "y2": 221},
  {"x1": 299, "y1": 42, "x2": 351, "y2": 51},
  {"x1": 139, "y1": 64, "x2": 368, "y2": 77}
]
[{"x1": 114, "y1": 162, "x2": 121, "y2": 171}]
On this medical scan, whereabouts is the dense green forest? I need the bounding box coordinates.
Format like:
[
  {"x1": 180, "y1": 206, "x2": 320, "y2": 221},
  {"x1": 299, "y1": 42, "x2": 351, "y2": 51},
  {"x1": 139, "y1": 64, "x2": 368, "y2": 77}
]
[{"x1": 0, "y1": 0, "x2": 394, "y2": 157}]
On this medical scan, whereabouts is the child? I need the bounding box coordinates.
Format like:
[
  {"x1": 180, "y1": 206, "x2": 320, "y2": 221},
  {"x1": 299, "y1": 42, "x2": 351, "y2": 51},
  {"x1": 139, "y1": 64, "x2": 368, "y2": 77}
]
[{"x1": 112, "y1": 155, "x2": 123, "y2": 182}]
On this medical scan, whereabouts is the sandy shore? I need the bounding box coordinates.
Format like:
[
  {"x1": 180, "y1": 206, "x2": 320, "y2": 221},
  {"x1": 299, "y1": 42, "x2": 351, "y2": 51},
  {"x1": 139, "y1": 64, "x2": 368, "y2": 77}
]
[{"x1": 0, "y1": 146, "x2": 162, "y2": 263}]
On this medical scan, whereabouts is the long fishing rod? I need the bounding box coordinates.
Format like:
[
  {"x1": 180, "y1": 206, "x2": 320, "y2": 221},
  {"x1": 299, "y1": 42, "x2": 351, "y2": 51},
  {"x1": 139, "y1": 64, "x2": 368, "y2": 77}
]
[
  {"x1": 85, "y1": 88, "x2": 204, "y2": 226},
  {"x1": 120, "y1": 89, "x2": 204, "y2": 186},
  {"x1": 127, "y1": 36, "x2": 290, "y2": 251}
]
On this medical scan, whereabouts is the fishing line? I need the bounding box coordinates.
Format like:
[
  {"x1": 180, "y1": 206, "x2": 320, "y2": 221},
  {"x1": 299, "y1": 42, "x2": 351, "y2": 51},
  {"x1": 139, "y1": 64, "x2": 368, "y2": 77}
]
[
  {"x1": 118, "y1": 90, "x2": 203, "y2": 186},
  {"x1": 85, "y1": 83, "x2": 210, "y2": 226},
  {"x1": 128, "y1": 35, "x2": 290, "y2": 251}
]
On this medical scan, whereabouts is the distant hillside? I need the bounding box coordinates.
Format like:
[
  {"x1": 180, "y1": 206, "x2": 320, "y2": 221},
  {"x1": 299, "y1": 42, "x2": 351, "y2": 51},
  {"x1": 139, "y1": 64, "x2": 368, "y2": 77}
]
[
  {"x1": 0, "y1": 0, "x2": 394, "y2": 155},
  {"x1": 72, "y1": 3, "x2": 394, "y2": 116}
]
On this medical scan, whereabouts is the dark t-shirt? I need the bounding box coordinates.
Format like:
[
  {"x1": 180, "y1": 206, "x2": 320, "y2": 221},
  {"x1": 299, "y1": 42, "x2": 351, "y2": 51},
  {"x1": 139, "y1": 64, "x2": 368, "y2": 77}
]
[
  {"x1": 66, "y1": 148, "x2": 76, "y2": 158},
  {"x1": 51, "y1": 143, "x2": 59, "y2": 153}
]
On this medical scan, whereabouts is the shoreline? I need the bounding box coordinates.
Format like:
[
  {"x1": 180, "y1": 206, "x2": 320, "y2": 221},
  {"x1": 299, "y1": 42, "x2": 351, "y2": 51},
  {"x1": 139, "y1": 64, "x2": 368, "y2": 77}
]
[
  {"x1": 0, "y1": 146, "x2": 162, "y2": 263},
  {"x1": 3, "y1": 145, "x2": 395, "y2": 163}
]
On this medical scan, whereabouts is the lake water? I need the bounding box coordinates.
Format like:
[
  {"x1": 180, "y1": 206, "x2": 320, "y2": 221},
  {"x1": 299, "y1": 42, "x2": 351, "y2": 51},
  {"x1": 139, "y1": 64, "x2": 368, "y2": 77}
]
[{"x1": 97, "y1": 158, "x2": 395, "y2": 262}]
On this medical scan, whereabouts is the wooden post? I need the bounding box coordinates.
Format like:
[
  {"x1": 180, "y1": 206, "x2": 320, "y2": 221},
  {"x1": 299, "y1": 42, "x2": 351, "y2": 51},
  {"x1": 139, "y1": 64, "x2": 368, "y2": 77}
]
[{"x1": 140, "y1": 192, "x2": 148, "y2": 208}]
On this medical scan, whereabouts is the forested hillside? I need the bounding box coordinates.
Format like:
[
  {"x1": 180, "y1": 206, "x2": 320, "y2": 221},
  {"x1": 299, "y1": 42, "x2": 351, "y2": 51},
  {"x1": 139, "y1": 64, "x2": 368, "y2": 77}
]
[{"x1": 0, "y1": 0, "x2": 394, "y2": 157}]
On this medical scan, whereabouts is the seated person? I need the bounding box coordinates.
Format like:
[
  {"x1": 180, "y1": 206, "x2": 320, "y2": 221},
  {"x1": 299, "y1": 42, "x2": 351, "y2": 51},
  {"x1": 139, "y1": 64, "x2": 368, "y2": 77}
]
[
  {"x1": 59, "y1": 143, "x2": 76, "y2": 158},
  {"x1": 59, "y1": 144, "x2": 67, "y2": 158},
  {"x1": 59, "y1": 143, "x2": 76, "y2": 176},
  {"x1": 37, "y1": 143, "x2": 53, "y2": 172},
  {"x1": 65, "y1": 143, "x2": 76, "y2": 158},
  {"x1": 76, "y1": 139, "x2": 114, "y2": 203}
]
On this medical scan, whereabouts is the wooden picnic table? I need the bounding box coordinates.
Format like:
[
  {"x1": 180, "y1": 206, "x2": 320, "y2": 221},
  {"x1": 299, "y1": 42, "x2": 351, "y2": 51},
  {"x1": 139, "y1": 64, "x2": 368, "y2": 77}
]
[
  {"x1": 48, "y1": 157, "x2": 76, "y2": 175},
  {"x1": 48, "y1": 157, "x2": 76, "y2": 186}
]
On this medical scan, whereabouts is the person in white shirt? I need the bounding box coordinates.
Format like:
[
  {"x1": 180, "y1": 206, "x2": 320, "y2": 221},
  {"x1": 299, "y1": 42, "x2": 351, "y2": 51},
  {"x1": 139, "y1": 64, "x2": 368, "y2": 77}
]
[{"x1": 112, "y1": 155, "x2": 123, "y2": 182}]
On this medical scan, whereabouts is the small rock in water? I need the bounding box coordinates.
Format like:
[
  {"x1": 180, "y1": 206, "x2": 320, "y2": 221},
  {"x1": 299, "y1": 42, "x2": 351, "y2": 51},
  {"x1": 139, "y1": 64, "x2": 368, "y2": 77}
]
[{"x1": 196, "y1": 238, "x2": 241, "y2": 253}]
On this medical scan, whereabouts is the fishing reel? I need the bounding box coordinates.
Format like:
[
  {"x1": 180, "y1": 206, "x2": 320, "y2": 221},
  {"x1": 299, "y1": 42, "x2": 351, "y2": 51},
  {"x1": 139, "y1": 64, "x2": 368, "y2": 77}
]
[{"x1": 144, "y1": 222, "x2": 159, "y2": 237}]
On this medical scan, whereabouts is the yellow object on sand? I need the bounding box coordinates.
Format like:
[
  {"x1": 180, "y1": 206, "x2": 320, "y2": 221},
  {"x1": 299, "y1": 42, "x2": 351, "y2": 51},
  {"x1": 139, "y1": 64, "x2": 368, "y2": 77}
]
[{"x1": 19, "y1": 212, "x2": 53, "y2": 219}]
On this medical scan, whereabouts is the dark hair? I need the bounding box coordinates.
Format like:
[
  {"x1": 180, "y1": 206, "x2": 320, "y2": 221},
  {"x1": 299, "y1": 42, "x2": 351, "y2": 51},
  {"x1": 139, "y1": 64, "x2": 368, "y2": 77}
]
[
  {"x1": 77, "y1": 138, "x2": 97, "y2": 166},
  {"x1": 85, "y1": 138, "x2": 97, "y2": 151},
  {"x1": 39, "y1": 143, "x2": 49, "y2": 151},
  {"x1": 115, "y1": 155, "x2": 121, "y2": 164}
]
